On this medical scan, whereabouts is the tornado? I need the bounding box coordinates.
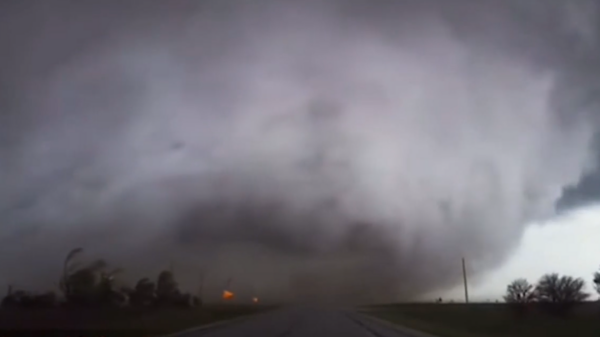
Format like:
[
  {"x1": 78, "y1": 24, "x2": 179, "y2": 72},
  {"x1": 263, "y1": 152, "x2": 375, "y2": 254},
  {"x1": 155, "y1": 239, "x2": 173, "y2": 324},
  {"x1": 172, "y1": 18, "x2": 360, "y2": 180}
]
[{"x1": 1, "y1": 0, "x2": 600, "y2": 304}]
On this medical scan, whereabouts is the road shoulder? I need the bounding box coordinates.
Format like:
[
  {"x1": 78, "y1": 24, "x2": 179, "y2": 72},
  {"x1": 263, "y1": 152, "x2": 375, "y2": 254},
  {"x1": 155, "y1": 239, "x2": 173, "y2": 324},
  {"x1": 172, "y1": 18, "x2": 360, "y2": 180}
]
[
  {"x1": 356, "y1": 311, "x2": 441, "y2": 337},
  {"x1": 160, "y1": 313, "x2": 255, "y2": 337}
]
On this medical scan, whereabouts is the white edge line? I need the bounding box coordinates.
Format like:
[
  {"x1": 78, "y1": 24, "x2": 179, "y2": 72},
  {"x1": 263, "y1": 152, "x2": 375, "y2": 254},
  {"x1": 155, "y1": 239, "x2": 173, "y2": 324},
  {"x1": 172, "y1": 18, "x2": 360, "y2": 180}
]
[
  {"x1": 159, "y1": 314, "x2": 253, "y2": 337},
  {"x1": 355, "y1": 310, "x2": 441, "y2": 337}
]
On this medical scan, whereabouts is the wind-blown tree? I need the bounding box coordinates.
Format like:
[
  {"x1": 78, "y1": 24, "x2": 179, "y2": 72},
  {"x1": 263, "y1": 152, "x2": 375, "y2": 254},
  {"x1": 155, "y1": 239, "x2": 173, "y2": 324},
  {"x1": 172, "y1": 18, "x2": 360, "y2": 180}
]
[
  {"x1": 2, "y1": 290, "x2": 31, "y2": 308},
  {"x1": 156, "y1": 270, "x2": 180, "y2": 305},
  {"x1": 65, "y1": 259, "x2": 108, "y2": 305},
  {"x1": 2, "y1": 289, "x2": 57, "y2": 309},
  {"x1": 504, "y1": 278, "x2": 535, "y2": 303},
  {"x1": 131, "y1": 278, "x2": 156, "y2": 306},
  {"x1": 5, "y1": 248, "x2": 202, "y2": 309},
  {"x1": 59, "y1": 248, "x2": 126, "y2": 307},
  {"x1": 593, "y1": 267, "x2": 600, "y2": 296},
  {"x1": 534, "y1": 273, "x2": 589, "y2": 316},
  {"x1": 97, "y1": 268, "x2": 126, "y2": 306},
  {"x1": 59, "y1": 247, "x2": 83, "y2": 299},
  {"x1": 154, "y1": 270, "x2": 199, "y2": 307}
]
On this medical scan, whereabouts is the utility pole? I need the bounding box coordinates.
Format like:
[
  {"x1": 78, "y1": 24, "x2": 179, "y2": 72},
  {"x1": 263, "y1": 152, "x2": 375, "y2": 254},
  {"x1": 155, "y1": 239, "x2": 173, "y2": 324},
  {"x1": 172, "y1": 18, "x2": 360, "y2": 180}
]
[{"x1": 462, "y1": 257, "x2": 469, "y2": 303}]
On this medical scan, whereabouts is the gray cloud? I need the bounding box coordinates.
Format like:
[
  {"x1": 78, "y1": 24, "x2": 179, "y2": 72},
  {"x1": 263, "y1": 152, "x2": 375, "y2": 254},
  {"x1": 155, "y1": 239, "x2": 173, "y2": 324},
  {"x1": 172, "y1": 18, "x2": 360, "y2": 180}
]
[
  {"x1": 557, "y1": 133, "x2": 600, "y2": 212},
  {"x1": 1, "y1": 0, "x2": 600, "y2": 304}
]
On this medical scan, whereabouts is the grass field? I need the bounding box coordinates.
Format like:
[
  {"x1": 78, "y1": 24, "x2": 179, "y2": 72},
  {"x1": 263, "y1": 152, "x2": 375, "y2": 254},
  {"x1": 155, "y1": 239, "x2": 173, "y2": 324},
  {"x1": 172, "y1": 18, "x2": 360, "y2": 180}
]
[
  {"x1": 0, "y1": 303, "x2": 274, "y2": 337},
  {"x1": 364, "y1": 302, "x2": 600, "y2": 337}
]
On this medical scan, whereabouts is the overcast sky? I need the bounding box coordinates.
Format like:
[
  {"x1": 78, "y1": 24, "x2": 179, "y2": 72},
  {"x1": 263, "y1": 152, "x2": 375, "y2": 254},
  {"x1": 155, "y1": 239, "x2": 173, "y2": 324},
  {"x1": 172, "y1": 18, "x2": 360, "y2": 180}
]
[{"x1": 1, "y1": 0, "x2": 600, "y2": 304}]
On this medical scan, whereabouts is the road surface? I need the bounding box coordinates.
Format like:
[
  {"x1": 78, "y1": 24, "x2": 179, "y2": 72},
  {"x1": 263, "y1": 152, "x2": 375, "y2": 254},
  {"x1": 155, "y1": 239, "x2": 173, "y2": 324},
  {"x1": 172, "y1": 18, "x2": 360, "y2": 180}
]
[{"x1": 172, "y1": 306, "x2": 428, "y2": 337}]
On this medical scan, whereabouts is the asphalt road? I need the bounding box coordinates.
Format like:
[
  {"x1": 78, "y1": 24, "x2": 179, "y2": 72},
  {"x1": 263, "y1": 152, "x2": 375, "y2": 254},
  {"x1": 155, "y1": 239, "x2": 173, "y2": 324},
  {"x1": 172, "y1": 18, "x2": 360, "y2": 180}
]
[{"x1": 172, "y1": 306, "x2": 423, "y2": 337}]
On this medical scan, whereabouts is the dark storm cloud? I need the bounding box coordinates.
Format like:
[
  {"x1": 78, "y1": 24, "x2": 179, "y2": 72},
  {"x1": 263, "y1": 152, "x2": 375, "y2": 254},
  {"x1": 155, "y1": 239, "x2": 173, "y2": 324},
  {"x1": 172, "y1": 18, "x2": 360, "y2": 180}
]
[
  {"x1": 557, "y1": 134, "x2": 600, "y2": 212},
  {"x1": 1, "y1": 0, "x2": 600, "y2": 303}
]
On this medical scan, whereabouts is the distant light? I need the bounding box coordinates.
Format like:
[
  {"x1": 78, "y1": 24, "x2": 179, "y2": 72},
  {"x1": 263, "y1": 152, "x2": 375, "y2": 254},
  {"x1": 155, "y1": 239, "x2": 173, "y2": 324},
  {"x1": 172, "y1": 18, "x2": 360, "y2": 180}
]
[{"x1": 223, "y1": 290, "x2": 234, "y2": 300}]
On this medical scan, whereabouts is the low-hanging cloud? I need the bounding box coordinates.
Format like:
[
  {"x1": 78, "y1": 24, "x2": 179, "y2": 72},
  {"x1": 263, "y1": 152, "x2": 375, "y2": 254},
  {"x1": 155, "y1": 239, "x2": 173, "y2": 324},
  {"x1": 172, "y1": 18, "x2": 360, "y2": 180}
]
[{"x1": 1, "y1": 0, "x2": 600, "y2": 304}]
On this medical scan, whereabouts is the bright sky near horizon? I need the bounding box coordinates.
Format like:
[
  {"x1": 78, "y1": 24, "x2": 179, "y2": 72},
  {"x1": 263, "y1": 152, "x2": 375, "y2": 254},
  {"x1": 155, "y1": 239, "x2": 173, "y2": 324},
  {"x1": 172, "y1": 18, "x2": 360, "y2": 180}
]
[{"x1": 441, "y1": 205, "x2": 600, "y2": 302}]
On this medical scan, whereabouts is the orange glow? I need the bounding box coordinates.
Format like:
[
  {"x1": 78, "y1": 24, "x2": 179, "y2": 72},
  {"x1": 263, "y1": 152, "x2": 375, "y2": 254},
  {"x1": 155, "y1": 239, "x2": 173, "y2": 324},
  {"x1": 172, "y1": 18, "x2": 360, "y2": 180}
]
[
  {"x1": 252, "y1": 297, "x2": 259, "y2": 303},
  {"x1": 222, "y1": 290, "x2": 234, "y2": 300}
]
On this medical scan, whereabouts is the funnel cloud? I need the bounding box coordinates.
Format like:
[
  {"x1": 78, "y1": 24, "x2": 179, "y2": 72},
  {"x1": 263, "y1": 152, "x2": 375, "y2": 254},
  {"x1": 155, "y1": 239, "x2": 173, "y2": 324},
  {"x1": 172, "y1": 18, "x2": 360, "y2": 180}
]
[{"x1": 1, "y1": 0, "x2": 600, "y2": 304}]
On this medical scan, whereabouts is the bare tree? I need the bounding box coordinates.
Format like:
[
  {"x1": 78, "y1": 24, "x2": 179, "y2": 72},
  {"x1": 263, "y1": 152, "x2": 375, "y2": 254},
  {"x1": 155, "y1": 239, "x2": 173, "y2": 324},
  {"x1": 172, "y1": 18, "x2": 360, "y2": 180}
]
[
  {"x1": 504, "y1": 278, "x2": 535, "y2": 318},
  {"x1": 593, "y1": 267, "x2": 600, "y2": 296},
  {"x1": 504, "y1": 278, "x2": 535, "y2": 303},
  {"x1": 534, "y1": 273, "x2": 589, "y2": 316}
]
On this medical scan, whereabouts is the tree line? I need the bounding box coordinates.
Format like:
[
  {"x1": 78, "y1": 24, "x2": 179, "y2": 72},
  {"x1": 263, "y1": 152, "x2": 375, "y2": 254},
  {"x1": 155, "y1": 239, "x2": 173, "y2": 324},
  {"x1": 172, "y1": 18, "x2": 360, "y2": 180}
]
[
  {"x1": 1, "y1": 248, "x2": 201, "y2": 309},
  {"x1": 502, "y1": 267, "x2": 600, "y2": 316}
]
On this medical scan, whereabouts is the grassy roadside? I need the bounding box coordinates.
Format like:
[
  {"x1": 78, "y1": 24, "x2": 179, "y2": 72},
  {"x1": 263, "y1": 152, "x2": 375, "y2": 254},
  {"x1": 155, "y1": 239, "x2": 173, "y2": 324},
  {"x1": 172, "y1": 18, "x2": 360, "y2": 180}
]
[
  {"x1": 363, "y1": 303, "x2": 600, "y2": 337},
  {"x1": 0, "y1": 303, "x2": 275, "y2": 337},
  {"x1": 366, "y1": 310, "x2": 481, "y2": 337}
]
